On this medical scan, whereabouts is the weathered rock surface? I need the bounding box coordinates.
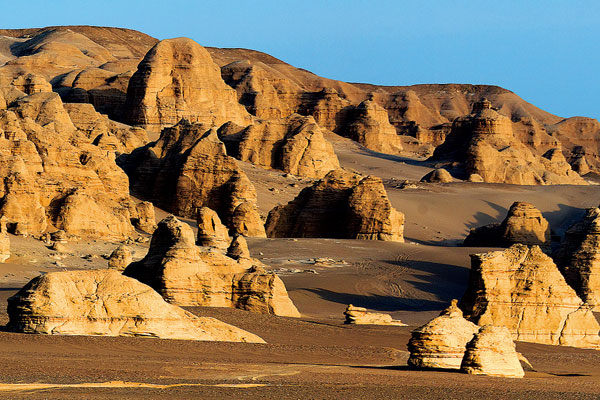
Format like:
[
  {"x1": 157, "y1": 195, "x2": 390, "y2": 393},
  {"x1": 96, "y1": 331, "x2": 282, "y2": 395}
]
[
  {"x1": 197, "y1": 207, "x2": 230, "y2": 249},
  {"x1": 219, "y1": 114, "x2": 340, "y2": 178},
  {"x1": 460, "y1": 325, "x2": 525, "y2": 378},
  {"x1": 407, "y1": 300, "x2": 480, "y2": 370},
  {"x1": 107, "y1": 244, "x2": 132, "y2": 271},
  {"x1": 460, "y1": 244, "x2": 600, "y2": 349},
  {"x1": 464, "y1": 202, "x2": 551, "y2": 250},
  {"x1": 432, "y1": 100, "x2": 586, "y2": 185},
  {"x1": 420, "y1": 168, "x2": 454, "y2": 183},
  {"x1": 342, "y1": 99, "x2": 403, "y2": 155},
  {"x1": 119, "y1": 120, "x2": 265, "y2": 237},
  {"x1": 124, "y1": 216, "x2": 300, "y2": 317},
  {"x1": 7, "y1": 269, "x2": 264, "y2": 343},
  {"x1": 125, "y1": 37, "x2": 252, "y2": 131},
  {"x1": 265, "y1": 169, "x2": 404, "y2": 241},
  {"x1": 344, "y1": 305, "x2": 406, "y2": 326},
  {"x1": 227, "y1": 234, "x2": 250, "y2": 260},
  {"x1": 0, "y1": 217, "x2": 10, "y2": 262},
  {"x1": 132, "y1": 201, "x2": 157, "y2": 234},
  {"x1": 555, "y1": 207, "x2": 600, "y2": 310}
]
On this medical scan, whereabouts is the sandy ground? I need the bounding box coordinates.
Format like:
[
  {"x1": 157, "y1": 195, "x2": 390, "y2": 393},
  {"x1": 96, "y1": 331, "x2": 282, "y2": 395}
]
[{"x1": 0, "y1": 141, "x2": 599, "y2": 398}]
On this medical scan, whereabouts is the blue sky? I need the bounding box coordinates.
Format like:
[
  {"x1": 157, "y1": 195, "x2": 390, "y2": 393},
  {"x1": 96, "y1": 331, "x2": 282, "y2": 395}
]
[{"x1": 2, "y1": 1, "x2": 599, "y2": 119}]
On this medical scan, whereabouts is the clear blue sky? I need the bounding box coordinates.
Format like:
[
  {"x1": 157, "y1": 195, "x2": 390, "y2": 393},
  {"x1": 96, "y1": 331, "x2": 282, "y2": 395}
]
[{"x1": 2, "y1": 1, "x2": 599, "y2": 119}]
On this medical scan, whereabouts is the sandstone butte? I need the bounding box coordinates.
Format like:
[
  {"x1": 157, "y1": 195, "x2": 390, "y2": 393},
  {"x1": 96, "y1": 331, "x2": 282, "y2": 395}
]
[
  {"x1": 107, "y1": 244, "x2": 133, "y2": 271},
  {"x1": 555, "y1": 207, "x2": 600, "y2": 311},
  {"x1": 119, "y1": 120, "x2": 265, "y2": 237},
  {"x1": 431, "y1": 100, "x2": 586, "y2": 185},
  {"x1": 420, "y1": 168, "x2": 454, "y2": 183},
  {"x1": 460, "y1": 325, "x2": 525, "y2": 378},
  {"x1": 125, "y1": 37, "x2": 252, "y2": 131},
  {"x1": 460, "y1": 244, "x2": 600, "y2": 349},
  {"x1": 407, "y1": 300, "x2": 480, "y2": 370},
  {"x1": 464, "y1": 202, "x2": 551, "y2": 251},
  {"x1": 344, "y1": 305, "x2": 406, "y2": 326},
  {"x1": 7, "y1": 269, "x2": 264, "y2": 343},
  {"x1": 265, "y1": 169, "x2": 404, "y2": 241},
  {"x1": 123, "y1": 215, "x2": 300, "y2": 318},
  {"x1": 218, "y1": 113, "x2": 340, "y2": 179}
]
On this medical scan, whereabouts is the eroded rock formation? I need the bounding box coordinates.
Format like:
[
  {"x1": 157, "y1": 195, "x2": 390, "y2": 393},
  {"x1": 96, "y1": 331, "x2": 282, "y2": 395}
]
[
  {"x1": 125, "y1": 37, "x2": 252, "y2": 131},
  {"x1": 407, "y1": 300, "x2": 480, "y2": 369},
  {"x1": 555, "y1": 207, "x2": 600, "y2": 310},
  {"x1": 219, "y1": 114, "x2": 340, "y2": 178},
  {"x1": 460, "y1": 244, "x2": 600, "y2": 349},
  {"x1": 7, "y1": 269, "x2": 264, "y2": 343},
  {"x1": 420, "y1": 168, "x2": 454, "y2": 183},
  {"x1": 460, "y1": 325, "x2": 525, "y2": 378},
  {"x1": 119, "y1": 120, "x2": 265, "y2": 237},
  {"x1": 107, "y1": 244, "x2": 132, "y2": 271},
  {"x1": 344, "y1": 305, "x2": 406, "y2": 326},
  {"x1": 124, "y1": 216, "x2": 300, "y2": 317},
  {"x1": 464, "y1": 202, "x2": 551, "y2": 250},
  {"x1": 265, "y1": 169, "x2": 404, "y2": 241}
]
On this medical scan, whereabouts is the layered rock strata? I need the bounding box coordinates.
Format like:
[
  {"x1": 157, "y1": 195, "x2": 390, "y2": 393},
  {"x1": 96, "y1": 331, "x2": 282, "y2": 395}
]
[
  {"x1": 265, "y1": 169, "x2": 404, "y2": 241},
  {"x1": 460, "y1": 325, "x2": 525, "y2": 378},
  {"x1": 460, "y1": 244, "x2": 600, "y2": 349},
  {"x1": 107, "y1": 244, "x2": 133, "y2": 271},
  {"x1": 7, "y1": 269, "x2": 264, "y2": 343},
  {"x1": 119, "y1": 120, "x2": 265, "y2": 237},
  {"x1": 464, "y1": 202, "x2": 551, "y2": 250},
  {"x1": 344, "y1": 305, "x2": 406, "y2": 326},
  {"x1": 407, "y1": 300, "x2": 480, "y2": 369},
  {"x1": 124, "y1": 216, "x2": 300, "y2": 317},
  {"x1": 555, "y1": 207, "x2": 600, "y2": 310}
]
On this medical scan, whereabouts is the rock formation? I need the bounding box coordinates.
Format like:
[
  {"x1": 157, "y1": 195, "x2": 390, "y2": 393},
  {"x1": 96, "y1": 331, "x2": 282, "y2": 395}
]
[
  {"x1": 342, "y1": 99, "x2": 403, "y2": 155},
  {"x1": 107, "y1": 244, "x2": 133, "y2": 271},
  {"x1": 464, "y1": 202, "x2": 551, "y2": 250},
  {"x1": 124, "y1": 216, "x2": 300, "y2": 317},
  {"x1": 460, "y1": 325, "x2": 525, "y2": 378},
  {"x1": 407, "y1": 300, "x2": 480, "y2": 370},
  {"x1": 218, "y1": 114, "x2": 340, "y2": 179},
  {"x1": 7, "y1": 269, "x2": 264, "y2": 343},
  {"x1": 420, "y1": 168, "x2": 454, "y2": 183},
  {"x1": 132, "y1": 201, "x2": 157, "y2": 234},
  {"x1": 119, "y1": 120, "x2": 265, "y2": 237},
  {"x1": 344, "y1": 305, "x2": 406, "y2": 326},
  {"x1": 460, "y1": 244, "x2": 600, "y2": 349},
  {"x1": 196, "y1": 207, "x2": 230, "y2": 249},
  {"x1": 555, "y1": 207, "x2": 600, "y2": 310},
  {"x1": 227, "y1": 234, "x2": 250, "y2": 260},
  {"x1": 125, "y1": 37, "x2": 252, "y2": 131},
  {"x1": 265, "y1": 169, "x2": 404, "y2": 241},
  {"x1": 432, "y1": 100, "x2": 586, "y2": 185},
  {"x1": 0, "y1": 217, "x2": 10, "y2": 262}
]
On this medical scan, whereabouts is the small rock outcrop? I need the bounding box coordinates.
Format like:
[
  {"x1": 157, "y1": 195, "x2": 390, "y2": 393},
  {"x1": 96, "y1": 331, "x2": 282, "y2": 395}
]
[
  {"x1": 460, "y1": 244, "x2": 600, "y2": 349},
  {"x1": 464, "y1": 202, "x2": 551, "y2": 250},
  {"x1": 0, "y1": 217, "x2": 9, "y2": 262},
  {"x1": 124, "y1": 216, "x2": 300, "y2": 317},
  {"x1": 219, "y1": 114, "x2": 340, "y2": 179},
  {"x1": 227, "y1": 234, "x2": 250, "y2": 260},
  {"x1": 265, "y1": 169, "x2": 404, "y2": 241},
  {"x1": 119, "y1": 120, "x2": 265, "y2": 237},
  {"x1": 7, "y1": 269, "x2": 264, "y2": 343},
  {"x1": 196, "y1": 207, "x2": 230, "y2": 249},
  {"x1": 344, "y1": 305, "x2": 406, "y2": 326},
  {"x1": 460, "y1": 325, "x2": 525, "y2": 378},
  {"x1": 407, "y1": 300, "x2": 480, "y2": 370},
  {"x1": 107, "y1": 244, "x2": 133, "y2": 271},
  {"x1": 125, "y1": 37, "x2": 252, "y2": 131},
  {"x1": 555, "y1": 207, "x2": 600, "y2": 310},
  {"x1": 420, "y1": 168, "x2": 454, "y2": 183}
]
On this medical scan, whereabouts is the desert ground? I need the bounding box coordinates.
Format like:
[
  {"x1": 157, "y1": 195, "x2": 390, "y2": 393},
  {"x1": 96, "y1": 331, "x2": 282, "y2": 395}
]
[{"x1": 1, "y1": 139, "x2": 599, "y2": 399}]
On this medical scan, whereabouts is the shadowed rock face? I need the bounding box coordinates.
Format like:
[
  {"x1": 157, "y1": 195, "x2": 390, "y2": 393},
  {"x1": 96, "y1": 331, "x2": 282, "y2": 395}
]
[
  {"x1": 125, "y1": 37, "x2": 252, "y2": 131},
  {"x1": 7, "y1": 269, "x2": 265, "y2": 343},
  {"x1": 219, "y1": 113, "x2": 340, "y2": 179},
  {"x1": 432, "y1": 100, "x2": 586, "y2": 185},
  {"x1": 460, "y1": 244, "x2": 600, "y2": 349},
  {"x1": 124, "y1": 216, "x2": 300, "y2": 317},
  {"x1": 555, "y1": 207, "x2": 600, "y2": 311},
  {"x1": 407, "y1": 300, "x2": 480, "y2": 370},
  {"x1": 119, "y1": 120, "x2": 265, "y2": 237},
  {"x1": 464, "y1": 202, "x2": 551, "y2": 250},
  {"x1": 265, "y1": 169, "x2": 404, "y2": 241},
  {"x1": 460, "y1": 325, "x2": 524, "y2": 378}
]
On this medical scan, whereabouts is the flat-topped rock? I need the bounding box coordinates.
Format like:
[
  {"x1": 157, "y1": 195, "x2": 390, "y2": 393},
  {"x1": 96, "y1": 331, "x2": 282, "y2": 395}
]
[{"x1": 344, "y1": 305, "x2": 406, "y2": 326}]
